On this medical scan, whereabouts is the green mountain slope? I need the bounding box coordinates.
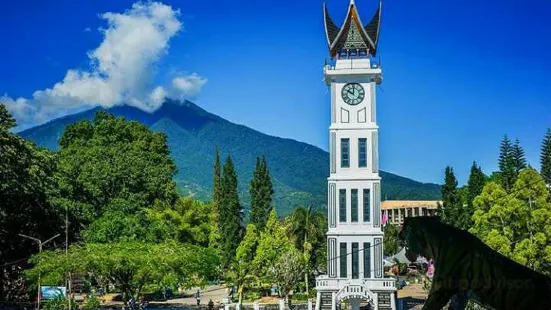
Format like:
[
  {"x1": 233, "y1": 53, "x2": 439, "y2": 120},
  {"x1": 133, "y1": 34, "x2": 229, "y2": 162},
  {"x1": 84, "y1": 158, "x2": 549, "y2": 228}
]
[{"x1": 18, "y1": 100, "x2": 441, "y2": 216}]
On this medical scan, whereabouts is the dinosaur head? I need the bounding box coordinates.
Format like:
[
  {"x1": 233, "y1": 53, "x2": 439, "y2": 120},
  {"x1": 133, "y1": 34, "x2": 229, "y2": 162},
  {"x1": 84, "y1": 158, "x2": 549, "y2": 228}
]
[{"x1": 398, "y1": 216, "x2": 440, "y2": 261}]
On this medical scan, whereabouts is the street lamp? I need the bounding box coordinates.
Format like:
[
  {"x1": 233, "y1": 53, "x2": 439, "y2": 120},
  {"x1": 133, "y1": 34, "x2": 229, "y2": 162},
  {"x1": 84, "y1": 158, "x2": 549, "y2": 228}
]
[{"x1": 19, "y1": 233, "x2": 60, "y2": 310}]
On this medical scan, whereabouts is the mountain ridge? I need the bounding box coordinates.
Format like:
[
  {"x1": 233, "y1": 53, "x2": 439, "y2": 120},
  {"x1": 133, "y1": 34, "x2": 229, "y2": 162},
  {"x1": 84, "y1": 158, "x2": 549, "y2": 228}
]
[{"x1": 18, "y1": 100, "x2": 442, "y2": 216}]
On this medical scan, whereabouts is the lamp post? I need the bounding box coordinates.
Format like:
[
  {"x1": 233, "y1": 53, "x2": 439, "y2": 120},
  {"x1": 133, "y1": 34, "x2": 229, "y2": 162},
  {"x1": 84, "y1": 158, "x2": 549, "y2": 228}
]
[{"x1": 19, "y1": 233, "x2": 60, "y2": 310}]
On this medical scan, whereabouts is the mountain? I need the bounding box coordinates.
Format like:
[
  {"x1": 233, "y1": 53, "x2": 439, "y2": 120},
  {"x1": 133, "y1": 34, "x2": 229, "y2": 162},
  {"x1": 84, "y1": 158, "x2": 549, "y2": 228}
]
[{"x1": 18, "y1": 100, "x2": 442, "y2": 216}]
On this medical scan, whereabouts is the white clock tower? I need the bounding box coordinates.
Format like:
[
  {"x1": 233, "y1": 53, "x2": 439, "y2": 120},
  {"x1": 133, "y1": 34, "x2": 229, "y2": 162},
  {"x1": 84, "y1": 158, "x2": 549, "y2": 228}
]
[{"x1": 315, "y1": 1, "x2": 396, "y2": 310}]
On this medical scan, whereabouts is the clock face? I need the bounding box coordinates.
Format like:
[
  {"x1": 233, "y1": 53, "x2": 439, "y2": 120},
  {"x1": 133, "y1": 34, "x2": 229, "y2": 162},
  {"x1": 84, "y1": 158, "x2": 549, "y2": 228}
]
[{"x1": 341, "y1": 83, "x2": 365, "y2": 106}]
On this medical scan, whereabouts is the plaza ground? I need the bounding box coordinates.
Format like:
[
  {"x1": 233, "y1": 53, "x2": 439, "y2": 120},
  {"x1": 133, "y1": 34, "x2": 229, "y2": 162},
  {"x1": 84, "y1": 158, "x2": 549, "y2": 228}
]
[{"x1": 97, "y1": 283, "x2": 427, "y2": 308}]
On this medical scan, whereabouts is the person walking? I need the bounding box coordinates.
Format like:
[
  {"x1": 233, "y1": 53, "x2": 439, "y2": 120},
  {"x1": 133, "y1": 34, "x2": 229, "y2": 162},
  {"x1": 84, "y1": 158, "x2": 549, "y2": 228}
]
[
  {"x1": 208, "y1": 299, "x2": 214, "y2": 310},
  {"x1": 196, "y1": 289, "x2": 201, "y2": 306}
]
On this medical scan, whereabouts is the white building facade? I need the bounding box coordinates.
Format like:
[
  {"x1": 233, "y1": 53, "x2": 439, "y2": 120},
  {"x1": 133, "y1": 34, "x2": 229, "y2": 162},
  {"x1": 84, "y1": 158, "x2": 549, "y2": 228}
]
[{"x1": 315, "y1": 1, "x2": 396, "y2": 310}]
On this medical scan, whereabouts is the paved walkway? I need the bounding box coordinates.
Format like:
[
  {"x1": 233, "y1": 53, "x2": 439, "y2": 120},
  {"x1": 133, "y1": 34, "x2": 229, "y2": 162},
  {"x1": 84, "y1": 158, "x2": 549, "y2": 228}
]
[{"x1": 165, "y1": 285, "x2": 229, "y2": 306}]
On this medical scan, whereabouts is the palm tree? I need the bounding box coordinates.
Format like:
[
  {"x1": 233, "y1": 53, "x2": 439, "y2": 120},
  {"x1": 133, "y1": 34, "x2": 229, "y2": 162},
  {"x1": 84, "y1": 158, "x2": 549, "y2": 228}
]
[{"x1": 286, "y1": 205, "x2": 326, "y2": 295}]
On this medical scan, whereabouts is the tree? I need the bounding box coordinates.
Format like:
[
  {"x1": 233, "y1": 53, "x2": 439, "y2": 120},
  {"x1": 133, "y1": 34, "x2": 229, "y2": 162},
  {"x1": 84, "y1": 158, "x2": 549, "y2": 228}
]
[
  {"x1": 0, "y1": 104, "x2": 61, "y2": 300},
  {"x1": 540, "y1": 129, "x2": 551, "y2": 186},
  {"x1": 286, "y1": 206, "x2": 325, "y2": 294},
  {"x1": 383, "y1": 224, "x2": 399, "y2": 256},
  {"x1": 466, "y1": 162, "x2": 486, "y2": 228},
  {"x1": 145, "y1": 197, "x2": 217, "y2": 246},
  {"x1": 226, "y1": 224, "x2": 259, "y2": 305},
  {"x1": 498, "y1": 135, "x2": 516, "y2": 192},
  {"x1": 55, "y1": 111, "x2": 178, "y2": 239},
  {"x1": 270, "y1": 247, "x2": 304, "y2": 307},
  {"x1": 439, "y1": 166, "x2": 468, "y2": 229},
  {"x1": 253, "y1": 209, "x2": 292, "y2": 282},
  {"x1": 511, "y1": 139, "x2": 527, "y2": 174},
  {"x1": 469, "y1": 169, "x2": 551, "y2": 275},
  {"x1": 210, "y1": 146, "x2": 222, "y2": 250},
  {"x1": 219, "y1": 156, "x2": 243, "y2": 268},
  {"x1": 249, "y1": 157, "x2": 274, "y2": 230},
  {"x1": 467, "y1": 162, "x2": 486, "y2": 207},
  {"x1": 26, "y1": 242, "x2": 219, "y2": 302}
]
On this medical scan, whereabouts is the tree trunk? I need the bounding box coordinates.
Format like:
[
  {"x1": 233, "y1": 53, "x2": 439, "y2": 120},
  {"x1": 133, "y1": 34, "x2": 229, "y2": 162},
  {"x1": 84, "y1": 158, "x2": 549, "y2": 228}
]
[
  {"x1": 304, "y1": 271, "x2": 309, "y2": 295},
  {"x1": 238, "y1": 285, "x2": 244, "y2": 306}
]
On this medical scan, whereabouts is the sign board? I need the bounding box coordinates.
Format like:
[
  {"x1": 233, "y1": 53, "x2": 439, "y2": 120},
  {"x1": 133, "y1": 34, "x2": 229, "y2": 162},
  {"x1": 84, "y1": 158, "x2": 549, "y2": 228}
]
[
  {"x1": 378, "y1": 293, "x2": 392, "y2": 310},
  {"x1": 41, "y1": 286, "x2": 66, "y2": 300},
  {"x1": 397, "y1": 297, "x2": 425, "y2": 310}
]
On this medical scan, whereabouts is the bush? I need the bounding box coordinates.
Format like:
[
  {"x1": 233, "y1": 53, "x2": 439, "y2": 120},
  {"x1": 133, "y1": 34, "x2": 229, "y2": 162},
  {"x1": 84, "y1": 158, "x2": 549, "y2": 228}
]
[
  {"x1": 42, "y1": 295, "x2": 77, "y2": 310},
  {"x1": 84, "y1": 293, "x2": 102, "y2": 309}
]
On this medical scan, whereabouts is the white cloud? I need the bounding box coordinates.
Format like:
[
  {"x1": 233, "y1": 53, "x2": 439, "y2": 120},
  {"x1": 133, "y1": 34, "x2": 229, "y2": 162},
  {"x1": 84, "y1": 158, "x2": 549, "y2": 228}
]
[
  {"x1": 84, "y1": 27, "x2": 91, "y2": 32},
  {"x1": 171, "y1": 73, "x2": 208, "y2": 99},
  {"x1": 2, "y1": 1, "x2": 206, "y2": 131}
]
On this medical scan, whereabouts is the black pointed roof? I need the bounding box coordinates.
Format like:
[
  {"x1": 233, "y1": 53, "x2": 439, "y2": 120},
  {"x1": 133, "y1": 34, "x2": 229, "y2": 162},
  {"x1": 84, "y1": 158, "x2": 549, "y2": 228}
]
[{"x1": 323, "y1": 0, "x2": 382, "y2": 59}]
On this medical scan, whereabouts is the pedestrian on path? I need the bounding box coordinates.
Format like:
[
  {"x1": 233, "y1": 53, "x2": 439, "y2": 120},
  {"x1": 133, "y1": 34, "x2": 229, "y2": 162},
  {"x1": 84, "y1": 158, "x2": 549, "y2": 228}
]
[{"x1": 196, "y1": 289, "x2": 201, "y2": 306}]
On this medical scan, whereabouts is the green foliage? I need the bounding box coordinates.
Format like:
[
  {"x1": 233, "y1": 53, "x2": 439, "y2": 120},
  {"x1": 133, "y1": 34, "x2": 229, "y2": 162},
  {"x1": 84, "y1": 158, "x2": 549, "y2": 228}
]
[
  {"x1": 253, "y1": 209, "x2": 292, "y2": 280},
  {"x1": 20, "y1": 102, "x2": 442, "y2": 217},
  {"x1": 270, "y1": 247, "x2": 304, "y2": 303},
  {"x1": 512, "y1": 139, "x2": 527, "y2": 174},
  {"x1": 42, "y1": 295, "x2": 77, "y2": 310},
  {"x1": 210, "y1": 146, "x2": 222, "y2": 250},
  {"x1": 498, "y1": 135, "x2": 516, "y2": 192},
  {"x1": 249, "y1": 157, "x2": 274, "y2": 230},
  {"x1": 226, "y1": 224, "x2": 259, "y2": 305},
  {"x1": 286, "y1": 206, "x2": 327, "y2": 293},
  {"x1": 541, "y1": 128, "x2": 551, "y2": 185},
  {"x1": 27, "y1": 241, "x2": 220, "y2": 301},
  {"x1": 463, "y1": 162, "x2": 486, "y2": 229},
  {"x1": 470, "y1": 169, "x2": 551, "y2": 275},
  {"x1": 146, "y1": 197, "x2": 215, "y2": 247},
  {"x1": 467, "y1": 162, "x2": 486, "y2": 208},
  {"x1": 83, "y1": 293, "x2": 102, "y2": 309},
  {"x1": 383, "y1": 224, "x2": 399, "y2": 256},
  {"x1": 55, "y1": 111, "x2": 178, "y2": 239},
  {"x1": 0, "y1": 103, "x2": 61, "y2": 299},
  {"x1": 439, "y1": 166, "x2": 469, "y2": 229},
  {"x1": 220, "y1": 156, "x2": 243, "y2": 268}
]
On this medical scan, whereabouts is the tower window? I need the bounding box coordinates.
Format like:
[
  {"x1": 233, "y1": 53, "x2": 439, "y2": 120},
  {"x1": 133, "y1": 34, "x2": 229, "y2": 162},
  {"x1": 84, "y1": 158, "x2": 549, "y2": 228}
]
[
  {"x1": 341, "y1": 138, "x2": 350, "y2": 168},
  {"x1": 352, "y1": 243, "x2": 359, "y2": 279},
  {"x1": 339, "y1": 189, "x2": 347, "y2": 223},
  {"x1": 340, "y1": 243, "x2": 347, "y2": 278},
  {"x1": 363, "y1": 189, "x2": 371, "y2": 222},
  {"x1": 363, "y1": 242, "x2": 371, "y2": 278},
  {"x1": 351, "y1": 189, "x2": 358, "y2": 222},
  {"x1": 358, "y1": 138, "x2": 367, "y2": 167}
]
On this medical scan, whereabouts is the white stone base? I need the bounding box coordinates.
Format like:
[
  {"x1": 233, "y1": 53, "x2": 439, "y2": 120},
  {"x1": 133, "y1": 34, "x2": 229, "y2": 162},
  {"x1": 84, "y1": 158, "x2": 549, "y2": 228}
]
[{"x1": 315, "y1": 276, "x2": 396, "y2": 310}]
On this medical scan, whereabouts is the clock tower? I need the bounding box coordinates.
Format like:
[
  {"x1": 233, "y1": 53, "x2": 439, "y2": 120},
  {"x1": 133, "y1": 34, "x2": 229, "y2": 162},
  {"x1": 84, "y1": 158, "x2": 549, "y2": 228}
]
[{"x1": 315, "y1": 1, "x2": 396, "y2": 310}]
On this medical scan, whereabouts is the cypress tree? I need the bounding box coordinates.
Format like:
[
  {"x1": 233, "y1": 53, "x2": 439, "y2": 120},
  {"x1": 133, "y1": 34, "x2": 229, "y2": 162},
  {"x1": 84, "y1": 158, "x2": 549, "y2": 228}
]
[
  {"x1": 498, "y1": 135, "x2": 516, "y2": 192},
  {"x1": 260, "y1": 156, "x2": 274, "y2": 222},
  {"x1": 467, "y1": 162, "x2": 485, "y2": 207},
  {"x1": 213, "y1": 146, "x2": 222, "y2": 208},
  {"x1": 540, "y1": 129, "x2": 551, "y2": 185},
  {"x1": 220, "y1": 155, "x2": 243, "y2": 268},
  {"x1": 249, "y1": 157, "x2": 263, "y2": 228},
  {"x1": 440, "y1": 166, "x2": 463, "y2": 228},
  {"x1": 249, "y1": 156, "x2": 274, "y2": 231},
  {"x1": 511, "y1": 139, "x2": 527, "y2": 174},
  {"x1": 467, "y1": 161, "x2": 485, "y2": 228},
  {"x1": 209, "y1": 146, "x2": 222, "y2": 250}
]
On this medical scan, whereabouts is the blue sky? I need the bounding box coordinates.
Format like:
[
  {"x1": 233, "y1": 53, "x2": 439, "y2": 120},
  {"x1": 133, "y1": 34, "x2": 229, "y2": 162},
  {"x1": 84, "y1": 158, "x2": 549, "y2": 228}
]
[{"x1": 1, "y1": 0, "x2": 550, "y2": 185}]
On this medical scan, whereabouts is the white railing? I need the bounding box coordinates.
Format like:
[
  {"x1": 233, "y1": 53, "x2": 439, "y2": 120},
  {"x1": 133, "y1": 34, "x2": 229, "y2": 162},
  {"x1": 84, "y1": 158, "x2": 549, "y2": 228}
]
[{"x1": 316, "y1": 276, "x2": 396, "y2": 291}]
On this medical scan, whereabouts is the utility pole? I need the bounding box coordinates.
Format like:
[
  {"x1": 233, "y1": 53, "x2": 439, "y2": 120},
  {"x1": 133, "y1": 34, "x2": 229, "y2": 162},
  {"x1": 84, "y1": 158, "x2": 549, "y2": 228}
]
[
  {"x1": 65, "y1": 204, "x2": 72, "y2": 310},
  {"x1": 19, "y1": 233, "x2": 60, "y2": 310}
]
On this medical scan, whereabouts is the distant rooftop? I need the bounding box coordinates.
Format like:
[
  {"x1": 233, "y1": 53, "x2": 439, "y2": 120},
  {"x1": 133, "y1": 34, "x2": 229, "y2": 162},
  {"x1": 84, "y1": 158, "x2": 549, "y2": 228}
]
[{"x1": 381, "y1": 200, "x2": 441, "y2": 210}]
